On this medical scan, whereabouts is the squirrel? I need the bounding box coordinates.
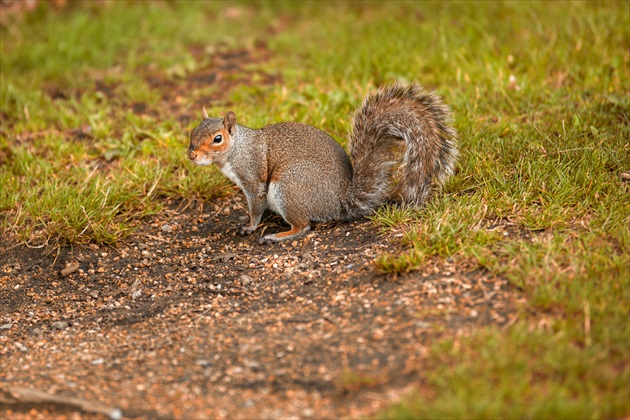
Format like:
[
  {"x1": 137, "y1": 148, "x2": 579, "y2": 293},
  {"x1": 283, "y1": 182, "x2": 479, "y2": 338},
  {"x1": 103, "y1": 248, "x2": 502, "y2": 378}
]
[{"x1": 188, "y1": 82, "x2": 458, "y2": 244}]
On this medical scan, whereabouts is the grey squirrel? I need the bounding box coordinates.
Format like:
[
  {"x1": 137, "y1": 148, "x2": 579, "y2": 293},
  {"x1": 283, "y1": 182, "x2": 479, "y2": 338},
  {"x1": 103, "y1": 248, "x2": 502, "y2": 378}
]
[{"x1": 188, "y1": 82, "x2": 458, "y2": 243}]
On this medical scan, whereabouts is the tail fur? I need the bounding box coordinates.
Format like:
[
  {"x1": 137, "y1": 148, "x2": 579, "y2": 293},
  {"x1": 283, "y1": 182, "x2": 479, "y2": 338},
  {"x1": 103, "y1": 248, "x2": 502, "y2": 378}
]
[{"x1": 343, "y1": 82, "x2": 458, "y2": 219}]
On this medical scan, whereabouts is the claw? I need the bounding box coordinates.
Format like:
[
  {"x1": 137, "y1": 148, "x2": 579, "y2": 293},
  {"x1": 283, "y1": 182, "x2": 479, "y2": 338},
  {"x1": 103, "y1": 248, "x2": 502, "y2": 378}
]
[{"x1": 239, "y1": 225, "x2": 257, "y2": 236}]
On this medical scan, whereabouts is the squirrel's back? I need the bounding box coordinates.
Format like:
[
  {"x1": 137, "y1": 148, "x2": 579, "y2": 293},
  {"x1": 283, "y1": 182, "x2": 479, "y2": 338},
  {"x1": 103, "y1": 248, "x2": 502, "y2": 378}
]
[{"x1": 260, "y1": 122, "x2": 353, "y2": 222}]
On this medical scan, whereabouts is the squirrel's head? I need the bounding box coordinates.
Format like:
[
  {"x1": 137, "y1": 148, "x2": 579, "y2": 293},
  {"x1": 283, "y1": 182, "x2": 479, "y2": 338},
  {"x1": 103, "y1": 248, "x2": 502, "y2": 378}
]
[{"x1": 188, "y1": 108, "x2": 237, "y2": 167}]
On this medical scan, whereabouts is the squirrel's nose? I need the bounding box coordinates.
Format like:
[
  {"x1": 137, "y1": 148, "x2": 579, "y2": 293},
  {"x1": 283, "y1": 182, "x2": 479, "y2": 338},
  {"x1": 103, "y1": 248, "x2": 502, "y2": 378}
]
[{"x1": 188, "y1": 150, "x2": 197, "y2": 160}]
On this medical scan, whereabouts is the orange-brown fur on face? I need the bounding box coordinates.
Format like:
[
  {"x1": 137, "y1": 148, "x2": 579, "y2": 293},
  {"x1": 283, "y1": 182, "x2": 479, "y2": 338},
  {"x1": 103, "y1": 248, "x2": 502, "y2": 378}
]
[
  {"x1": 195, "y1": 128, "x2": 231, "y2": 155},
  {"x1": 188, "y1": 115, "x2": 234, "y2": 167}
]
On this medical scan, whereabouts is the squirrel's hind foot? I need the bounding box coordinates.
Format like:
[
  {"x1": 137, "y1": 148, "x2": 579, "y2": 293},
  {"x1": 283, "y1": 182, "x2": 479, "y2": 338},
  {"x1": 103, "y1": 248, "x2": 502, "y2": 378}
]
[{"x1": 259, "y1": 225, "x2": 311, "y2": 244}]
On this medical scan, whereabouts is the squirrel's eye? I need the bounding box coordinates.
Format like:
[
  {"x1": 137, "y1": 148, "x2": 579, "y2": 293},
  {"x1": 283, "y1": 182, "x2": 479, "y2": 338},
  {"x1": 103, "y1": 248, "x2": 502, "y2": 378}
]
[{"x1": 213, "y1": 134, "x2": 222, "y2": 143}]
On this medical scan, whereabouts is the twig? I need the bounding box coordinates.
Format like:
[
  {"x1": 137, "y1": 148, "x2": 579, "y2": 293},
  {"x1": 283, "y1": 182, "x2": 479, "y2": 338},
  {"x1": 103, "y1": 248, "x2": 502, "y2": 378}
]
[
  {"x1": 476, "y1": 274, "x2": 491, "y2": 303},
  {"x1": 0, "y1": 386, "x2": 122, "y2": 419},
  {"x1": 129, "y1": 278, "x2": 142, "y2": 294},
  {"x1": 136, "y1": 233, "x2": 169, "y2": 242},
  {"x1": 206, "y1": 201, "x2": 228, "y2": 221},
  {"x1": 60, "y1": 262, "x2": 80, "y2": 276},
  {"x1": 542, "y1": 146, "x2": 596, "y2": 157},
  {"x1": 51, "y1": 246, "x2": 61, "y2": 271},
  {"x1": 501, "y1": 312, "x2": 520, "y2": 331},
  {"x1": 80, "y1": 205, "x2": 97, "y2": 238},
  {"x1": 146, "y1": 168, "x2": 165, "y2": 199}
]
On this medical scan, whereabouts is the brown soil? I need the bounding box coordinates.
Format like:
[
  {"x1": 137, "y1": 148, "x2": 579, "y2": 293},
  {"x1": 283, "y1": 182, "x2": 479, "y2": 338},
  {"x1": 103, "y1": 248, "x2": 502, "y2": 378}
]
[
  {"x1": 1, "y1": 46, "x2": 526, "y2": 419},
  {"x1": 0, "y1": 198, "x2": 525, "y2": 419}
]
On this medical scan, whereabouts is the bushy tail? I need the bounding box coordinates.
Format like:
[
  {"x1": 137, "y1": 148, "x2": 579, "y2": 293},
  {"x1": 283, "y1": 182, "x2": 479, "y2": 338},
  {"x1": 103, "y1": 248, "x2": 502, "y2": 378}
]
[{"x1": 342, "y1": 82, "x2": 458, "y2": 219}]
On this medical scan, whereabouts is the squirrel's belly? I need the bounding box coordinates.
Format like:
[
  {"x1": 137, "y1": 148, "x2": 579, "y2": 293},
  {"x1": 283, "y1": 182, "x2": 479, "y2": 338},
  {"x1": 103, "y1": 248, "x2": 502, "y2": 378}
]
[{"x1": 266, "y1": 182, "x2": 282, "y2": 215}]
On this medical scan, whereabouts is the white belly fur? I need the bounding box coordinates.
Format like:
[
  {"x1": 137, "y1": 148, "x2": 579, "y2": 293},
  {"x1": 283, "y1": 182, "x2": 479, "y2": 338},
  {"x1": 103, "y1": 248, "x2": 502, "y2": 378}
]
[
  {"x1": 221, "y1": 165, "x2": 282, "y2": 217},
  {"x1": 267, "y1": 182, "x2": 282, "y2": 215}
]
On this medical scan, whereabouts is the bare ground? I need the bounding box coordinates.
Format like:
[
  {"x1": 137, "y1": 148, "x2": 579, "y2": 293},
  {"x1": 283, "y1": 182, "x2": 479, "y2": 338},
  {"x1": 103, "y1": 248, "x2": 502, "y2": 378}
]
[
  {"x1": 0, "y1": 198, "x2": 525, "y2": 419},
  {"x1": 1, "y1": 47, "x2": 526, "y2": 419}
]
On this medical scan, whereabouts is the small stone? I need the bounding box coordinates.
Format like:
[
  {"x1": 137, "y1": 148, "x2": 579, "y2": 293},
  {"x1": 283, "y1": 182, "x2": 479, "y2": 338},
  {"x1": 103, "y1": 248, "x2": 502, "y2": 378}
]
[
  {"x1": 91, "y1": 358, "x2": 105, "y2": 365},
  {"x1": 161, "y1": 224, "x2": 172, "y2": 233},
  {"x1": 14, "y1": 342, "x2": 27, "y2": 352},
  {"x1": 0, "y1": 323, "x2": 12, "y2": 330},
  {"x1": 29, "y1": 328, "x2": 42, "y2": 336},
  {"x1": 244, "y1": 359, "x2": 260, "y2": 369},
  {"x1": 213, "y1": 253, "x2": 237, "y2": 262},
  {"x1": 196, "y1": 359, "x2": 212, "y2": 367},
  {"x1": 131, "y1": 290, "x2": 142, "y2": 300},
  {"x1": 109, "y1": 408, "x2": 123, "y2": 420},
  {"x1": 240, "y1": 274, "x2": 253, "y2": 286},
  {"x1": 51, "y1": 321, "x2": 68, "y2": 330}
]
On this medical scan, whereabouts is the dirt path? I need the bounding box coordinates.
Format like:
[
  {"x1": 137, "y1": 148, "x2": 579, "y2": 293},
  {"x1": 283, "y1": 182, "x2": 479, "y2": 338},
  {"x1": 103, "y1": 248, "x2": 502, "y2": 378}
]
[{"x1": 1, "y1": 199, "x2": 524, "y2": 419}]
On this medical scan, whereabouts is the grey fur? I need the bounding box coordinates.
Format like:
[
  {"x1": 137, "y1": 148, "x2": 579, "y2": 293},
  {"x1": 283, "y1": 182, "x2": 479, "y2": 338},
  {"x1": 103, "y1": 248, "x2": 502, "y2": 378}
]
[
  {"x1": 345, "y1": 82, "x2": 458, "y2": 218},
  {"x1": 188, "y1": 82, "x2": 458, "y2": 242}
]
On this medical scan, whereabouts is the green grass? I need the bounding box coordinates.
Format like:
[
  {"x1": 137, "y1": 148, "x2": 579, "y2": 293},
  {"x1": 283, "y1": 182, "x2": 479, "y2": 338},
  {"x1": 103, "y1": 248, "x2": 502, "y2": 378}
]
[{"x1": 1, "y1": 1, "x2": 628, "y2": 417}]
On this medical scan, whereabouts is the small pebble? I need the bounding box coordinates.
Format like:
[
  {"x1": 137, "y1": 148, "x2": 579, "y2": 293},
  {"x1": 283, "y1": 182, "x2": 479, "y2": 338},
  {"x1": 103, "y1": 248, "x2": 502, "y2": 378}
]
[
  {"x1": 51, "y1": 321, "x2": 68, "y2": 330},
  {"x1": 91, "y1": 358, "x2": 105, "y2": 365},
  {"x1": 14, "y1": 342, "x2": 27, "y2": 352},
  {"x1": 240, "y1": 274, "x2": 253, "y2": 286},
  {"x1": 213, "y1": 253, "x2": 237, "y2": 262},
  {"x1": 109, "y1": 409, "x2": 123, "y2": 420},
  {"x1": 0, "y1": 323, "x2": 12, "y2": 330},
  {"x1": 162, "y1": 224, "x2": 172, "y2": 233}
]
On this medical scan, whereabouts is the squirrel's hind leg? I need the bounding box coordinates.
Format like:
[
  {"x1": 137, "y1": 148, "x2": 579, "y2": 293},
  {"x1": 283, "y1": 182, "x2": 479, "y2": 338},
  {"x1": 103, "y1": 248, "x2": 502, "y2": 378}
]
[{"x1": 260, "y1": 178, "x2": 311, "y2": 243}]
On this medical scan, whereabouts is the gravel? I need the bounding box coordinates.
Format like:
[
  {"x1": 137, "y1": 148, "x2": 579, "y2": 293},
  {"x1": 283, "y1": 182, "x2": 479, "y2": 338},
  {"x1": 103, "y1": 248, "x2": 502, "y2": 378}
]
[{"x1": 0, "y1": 198, "x2": 524, "y2": 418}]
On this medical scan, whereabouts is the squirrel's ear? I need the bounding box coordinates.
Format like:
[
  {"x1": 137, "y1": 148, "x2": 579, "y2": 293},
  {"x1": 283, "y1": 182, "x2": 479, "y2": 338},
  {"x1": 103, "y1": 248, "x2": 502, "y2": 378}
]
[
  {"x1": 224, "y1": 111, "x2": 236, "y2": 134},
  {"x1": 202, "y1": 107, "x2": 209, "y2": 119}
]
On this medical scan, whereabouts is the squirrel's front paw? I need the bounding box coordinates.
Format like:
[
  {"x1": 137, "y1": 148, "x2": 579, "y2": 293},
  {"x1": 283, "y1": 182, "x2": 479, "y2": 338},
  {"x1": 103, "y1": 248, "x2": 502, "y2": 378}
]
[{"x1": 239, "y1": 225, "x2": 257, "y2": 236}]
